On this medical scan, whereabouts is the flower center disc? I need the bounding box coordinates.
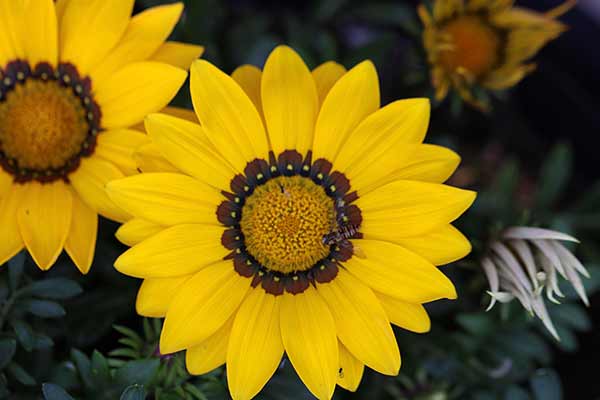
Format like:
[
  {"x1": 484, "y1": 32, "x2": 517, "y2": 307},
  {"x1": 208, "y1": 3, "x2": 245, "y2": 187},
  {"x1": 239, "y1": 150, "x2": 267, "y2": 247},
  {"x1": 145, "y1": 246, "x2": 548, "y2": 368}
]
[
  {"x1": 0, "y1": 79, "x2": 89, "y2": 172},
  {"x1": 439, "y1": 16, "x2": 501, "y2": 77},
  {"x1": 240, "y1": 176, "x2": 336, "y2": 274}
]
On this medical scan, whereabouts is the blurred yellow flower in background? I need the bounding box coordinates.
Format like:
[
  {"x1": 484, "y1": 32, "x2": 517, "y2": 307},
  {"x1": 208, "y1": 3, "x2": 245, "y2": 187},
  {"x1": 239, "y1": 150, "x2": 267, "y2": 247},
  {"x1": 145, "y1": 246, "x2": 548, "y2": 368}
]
[
  {"x1": 419, "y1": 0, "x2": 575, "y2": 109},
  {"x1": 107, "y1": 45, "x2": 475, "y2": 400},
  {"x1": 0, "y1": 0, "x2": 203, "y2": 272}
]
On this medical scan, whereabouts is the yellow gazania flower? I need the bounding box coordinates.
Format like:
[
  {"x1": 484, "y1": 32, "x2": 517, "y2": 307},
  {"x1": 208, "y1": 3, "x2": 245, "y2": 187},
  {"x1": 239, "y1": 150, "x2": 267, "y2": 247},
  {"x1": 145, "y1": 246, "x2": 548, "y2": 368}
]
[
  {"x1": 419, "y1": 0, "x2": 575, "y2": 108},
  {"x1": 0, "y1": 0, "x2": 203, "y2": 272},
  {"x1": 107, "y1": 46, "x2": 476, "y2": 400}
]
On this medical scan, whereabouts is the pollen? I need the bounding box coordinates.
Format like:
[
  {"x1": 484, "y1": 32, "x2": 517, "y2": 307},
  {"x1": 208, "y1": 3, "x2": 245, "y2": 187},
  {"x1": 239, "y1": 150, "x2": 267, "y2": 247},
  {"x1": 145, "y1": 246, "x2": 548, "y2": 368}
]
[
  {"x1": 240, "y1": 176, "x2": 336, "y2": 274},
  {"x1": 0, "y1": 79, "x2": 89, "y2": 172},
  {"x1": 438, "y1": 16, "x2": 501, "y2": 78}
]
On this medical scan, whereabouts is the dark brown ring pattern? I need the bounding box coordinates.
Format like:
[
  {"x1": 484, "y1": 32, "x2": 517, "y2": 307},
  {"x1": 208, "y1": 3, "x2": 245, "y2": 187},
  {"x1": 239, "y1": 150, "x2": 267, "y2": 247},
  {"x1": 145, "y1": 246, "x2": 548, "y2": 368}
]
[
  {"x1": 217, "y1": 150, "x2": 363, "y2": 296},
  {"x1": 0, "y1": 60, "x2": 102, "y2": 183}
]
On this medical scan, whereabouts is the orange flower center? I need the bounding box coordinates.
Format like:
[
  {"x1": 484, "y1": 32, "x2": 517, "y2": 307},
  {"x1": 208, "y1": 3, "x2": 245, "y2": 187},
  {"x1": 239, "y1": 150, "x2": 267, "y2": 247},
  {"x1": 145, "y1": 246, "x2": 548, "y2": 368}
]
[
  {"x1": 240, "y1": 176, "x2": 336, "y2": 273},
  {"x1": 0, "y1": 79, "x2": 89, "y2": 171},
  {"x1": 438, "y1": 16, "x2": 501, "y2": 78}
]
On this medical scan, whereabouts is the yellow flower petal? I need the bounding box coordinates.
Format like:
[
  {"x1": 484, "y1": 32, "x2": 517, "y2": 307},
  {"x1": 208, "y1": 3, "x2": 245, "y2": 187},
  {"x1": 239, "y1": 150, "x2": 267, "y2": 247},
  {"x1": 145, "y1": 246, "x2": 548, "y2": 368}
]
[
  {"x1": 337, "y1": 342, "x2": 364, "y2": 392},
  {"x1": 376, "y1": 293, "x2": 431, "y2": 333},
  {"x1": 433, "y1": 0, "x2": 463, "y2": 22},
  {"x1": 312, "y1": 61, "x2": 379, "y2": 161},
  {"x1": 114, "y1": 224, "x2": 228, "y2": 278},
  {"x1": 145, "y1": 113, "x2": 235, "y2": 190},
  {"x1": 106, "y1": 173, "x2": 221, "y2": 226},
  {"x1": 95, "y1": 129, "x2": 150, "y2": 176},
  {"x1": 312, "y1": 61, "x2": 347, "y2": 106},
  {"x1": 95, "y1": 61, "x2": 187, "y2": 129},
  {"x1": 261, "y1": 45, "x2": 318, "y2": 155},
  {"x1": 190, "y1": 60, "x2": 269, "y2": 172},
  {"x1": 150, "y1": 41, "x2": 205, "y2": 70},
  {"x1": 186, "y1": 316, "x2": 233, "y2": 375},
  {"x1": 69, "y1": 157, "x2": 131, "y2": 223},
  {"x1": 18, "y1": 181, "x2": 72, "y2": 270},
  {"x1": 133, "y1": 143, "x2": 179, "y2": 173},
  {"x1": 136, "y1": 275, "x2": 191, "y2": 317},
  {"x1": 54, "y1": 0, "x2": 68, "y2": 23},
  {"x1": 65, "y1": 193, "x2": 98, "y2": 274},
  {"x1": 24, "y1": 0, "x2": 57, "y2": 66},
  {"x1": 392, "y1": 225, "x2": 472, "y2": 266},
  {"x1": 345, "y1": 239, "x2": 456, "y2": 303},
  {"x1": 91, "y1": 2, "x2": 184, "y2": 84},
  {"x1": 357, "y1": 180, "x2": 476, "y2": 238},
  {"x1": 350, "y1": 144, "x2": 461, "y2": 197},
  {"x1": 334, "y1": 99, "x2": 430, "y2": 174},
  {"x1": 59, "y1": 0, "x2": 134, "y2": 74},
  {"x1": 482, "y1": 63, "x2": 536, "y2": 90},
  {"x1": 227, "y1": 288, "x2": 283, "y2": 400},
  {"x1": 231, "y1": 64, "x2": 263, "y2": 116},
  {"x1": 280, "y1": 288, "x2": 338, "y2": 400},
  {"x1": 317, "y1": 269, "x2": 400, "y2": 376},
  {"x1": 0, "y1": 184, "x2": 25, "y2": 265},
  {"x1": 116, "y1": 218, "x2": 163, "y2": 247},
  {"x1": 161, "y1": 261, "x2": 249, "y2": 353},
  {"x1": 0, "y1": 170, "x2": 12, "y2": 195},
  {"x1": 0, "y1": 0, "x2": 25, "y2": 66}
]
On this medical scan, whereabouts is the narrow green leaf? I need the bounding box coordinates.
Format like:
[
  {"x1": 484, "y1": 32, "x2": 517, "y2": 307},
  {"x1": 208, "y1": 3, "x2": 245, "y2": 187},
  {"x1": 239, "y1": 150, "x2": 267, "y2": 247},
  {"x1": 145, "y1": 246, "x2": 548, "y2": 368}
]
[
  {"x1": 108, "y1": 348, "x2": 140, "y2": 359},
  {"x1": 7, "y1": 362, "x2": 36, "y2": 386},
  {"x1": 42, "y1": 383, "x2": 76, "y2": 400},
  {"x1": 184, "y1": 383, "x2": 208, "y2": 400},
  {"x1": 116, "y1": 359, "x2": 160, "y2": 386},
  {"x1": 0, "y1": 339, "x2": 17, "y2": 369},
  {"x1": 71, "y1": 349, "x2": 93, "y2": 389},
  {"x1": 531, "y1": 369, "x2": 562, "y2": 400},
  {"x1": 11, "y1": 320, "x2": 34, "y2": 352},
  {"x1": 33, "y1": 334, "x2": 54, "y2": 350},
  {"x1": 90, "y1": 350, "x2": 110, "y2": 385},
  {"x1": 21, "y1": 279, "x2": 82, "y2": 300},
  {"x1": 118, "y1": 337, "x2": 142, "y2": 351},
  {"x1": 120, "y1": 384, "x2": 147, "y2": 400},
  {"x1": 114, "y1": 325, "x2": 143, "y2": 343},
  {"x1": 7, "y1": 252, "x2": 25, "y2": 293},
  {"x1": 24, "y1": 299, "x2": 66, "y2": 318}
]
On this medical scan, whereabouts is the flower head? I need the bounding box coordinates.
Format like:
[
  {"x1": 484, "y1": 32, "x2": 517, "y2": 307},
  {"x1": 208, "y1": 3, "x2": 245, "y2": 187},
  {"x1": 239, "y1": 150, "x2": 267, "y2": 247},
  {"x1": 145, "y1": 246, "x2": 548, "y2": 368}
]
[
  {"x1": 481, "y1": 226, "x2": 590, "y2": 340},
  {"x1": 0, "y1": 0, "x2": 203, "y2": 272},
  {"x1": 418, "y1": 0, "x2": 575, "y2": 109},
  {"x1": 108, "y1": 46, "x2": 476, "y2": 400}
]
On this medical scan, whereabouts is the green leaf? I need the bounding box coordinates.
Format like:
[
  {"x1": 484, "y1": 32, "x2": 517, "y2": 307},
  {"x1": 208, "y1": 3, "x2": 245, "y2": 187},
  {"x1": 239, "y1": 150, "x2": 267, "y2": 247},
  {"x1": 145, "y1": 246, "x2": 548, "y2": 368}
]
[
  {"x1": 535, "y1": 143, "x2": 572, "y2": 210},
  {"x1": 7, "y1": 362, "x2": 36, "y2": 386},
  {"x1": 7, "y1": 251, "x2": 25, "y2": 293},
  {"x1": 120, "y1": 384, "x2": 147, "y2": 400},
  {"x1": 71, "y1": 349, "x2": 93, "y2": 389},
  {"x1": 90, "y1": 350, "x2": 110, "y2": 386},
  {"x1": 12, "y1": 320, "x2": 34, "y2": 352},
  {"x1": 114, "y1": 325, "x2": 143, "y2": 343},
  {"x1": 33, "y1": 334, "x2": 54, "y2": 350},
  {"x1": 531, "y1": 369, "x2": 562, "y2": 400},
  {"x1": 42, "y1": 383, "x2": 76, "y2": 400},
  {"x1": 108, "y1": 348, "x2": 140, "y2": 359},
  {"x1": 116, "y1": 359, "x2": 160, "y2": 386},
  {"x1": 0, "y1": 339, "x2": 17, "y2": 369},
  {"x1": 24, "y1": 299, "x2": 66, "y2": 318},
  {"x1": 21, "y1": 278, "x2": 83, "y2": 300}
]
